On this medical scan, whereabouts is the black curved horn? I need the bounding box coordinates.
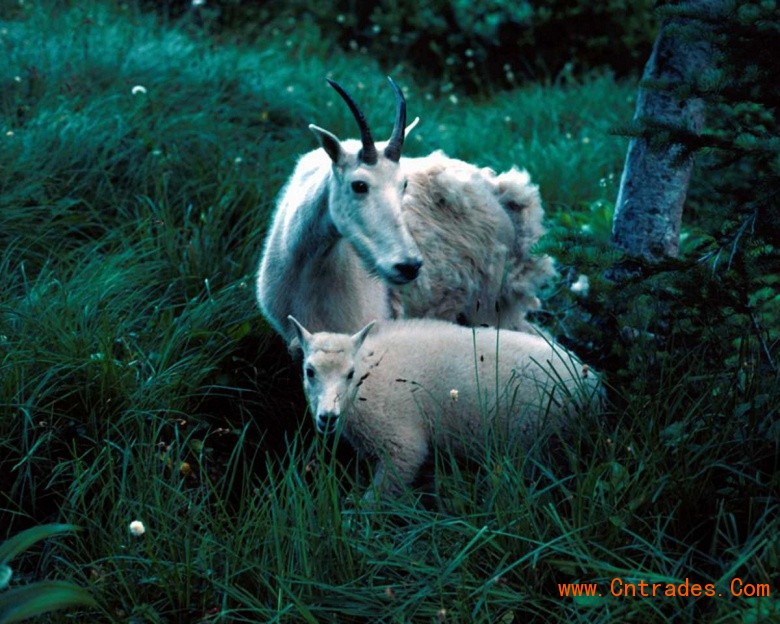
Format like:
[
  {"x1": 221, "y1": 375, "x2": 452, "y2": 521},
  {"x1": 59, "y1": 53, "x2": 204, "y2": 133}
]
[
  {"x1": 327, "y1": 78, "x2": 378, "y2": 165},
  {"x1": 384, "y1": 77, "x2": 406, "y2": 162}
]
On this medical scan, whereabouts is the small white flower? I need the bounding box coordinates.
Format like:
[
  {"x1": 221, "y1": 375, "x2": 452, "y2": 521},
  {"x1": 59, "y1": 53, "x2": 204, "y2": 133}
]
[
  {"x1": 128, "y1": 520, "x2": 145, "y2": 536},
  {"x1": 450, "y1": 389, "x2": 459, "y2": 402},
  {"x1": 570, "y1": 274, "x2": 590, "y2": 297},
  {"x1": 131, "y1": 85, "x2": 147, "y2": 95},
  {"x1": 191, "y1": 0, "x2": 205, "y2": 6},
  {"x1": 234, "y1": 156, "x2": 243, "y2": 165},
  {"x1": 5, "y1": 130, "x2": 13, "y2": 137},
  {"x1": 448, "y1": 94, "x2": 458, "y2": 105},
  {"x1": 14, "y1": 76, "x2": 21, "y2": 83}
]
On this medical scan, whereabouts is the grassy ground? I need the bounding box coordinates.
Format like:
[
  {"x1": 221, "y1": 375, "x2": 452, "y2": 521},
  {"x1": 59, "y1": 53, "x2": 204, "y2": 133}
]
[{"x1": 1, "y1": 2, "x2": 777, "y2": 623}]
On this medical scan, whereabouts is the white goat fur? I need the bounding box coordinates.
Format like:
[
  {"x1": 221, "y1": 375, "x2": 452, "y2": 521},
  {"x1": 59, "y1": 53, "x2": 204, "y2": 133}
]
[
  {"x1": 399, "y1": 155, "x2": 554, "y2": 328},
  {"x1": 256, "y1": 81, "x2": 555, "y2": 346},
  {"x1": 291, "y1": 317, "x2": 601, "y2": 500}
]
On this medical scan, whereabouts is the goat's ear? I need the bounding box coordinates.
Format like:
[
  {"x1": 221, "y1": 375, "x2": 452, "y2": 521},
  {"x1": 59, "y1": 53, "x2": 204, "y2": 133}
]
[
  {"x1": 309, "y1": 124, "x2": 344, "y2": 165},
  {"x1": 404, "y1": 116, "x2": 420, "y2": 138},
  {"x1": 288, "y1": 315, "x2": 313, "y2": 350},
  {"x1": 350, "y1": 321, "x2": 375, "y2": 353}
]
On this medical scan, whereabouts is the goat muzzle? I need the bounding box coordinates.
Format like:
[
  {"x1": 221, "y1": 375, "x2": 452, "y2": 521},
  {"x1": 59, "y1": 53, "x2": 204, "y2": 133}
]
[{"x1": 316, "y1": 411, "x2": 340, "y2": 435}]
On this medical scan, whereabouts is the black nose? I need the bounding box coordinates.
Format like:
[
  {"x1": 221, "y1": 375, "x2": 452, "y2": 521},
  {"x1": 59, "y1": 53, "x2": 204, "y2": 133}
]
[
  {"x1": 316, "y1": 412, "x2": 339, "y2": 435},
  {"x1": 393, "y1": 260, "x2": 422, "y2": 282}
]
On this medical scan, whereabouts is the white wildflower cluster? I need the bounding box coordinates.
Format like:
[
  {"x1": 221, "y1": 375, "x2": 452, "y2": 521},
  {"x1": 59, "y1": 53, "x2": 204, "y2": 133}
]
[
  {"x1": 128, "y1": 520, "x2": 145, "y2": 537},
  {"x1": 599, "y1": 172, "x2": 617, "y2": 188},
  {"x1": 503, "y1": 63, "x2": 515, "y2": 82},
  {"x1": 570, "y1": 274, "x2": 590, "y2": 297}
]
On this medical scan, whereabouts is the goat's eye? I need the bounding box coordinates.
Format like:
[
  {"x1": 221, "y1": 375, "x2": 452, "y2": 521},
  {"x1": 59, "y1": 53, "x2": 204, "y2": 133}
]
[
  {"x1": 346, "y1": 368, "x2": 354, "y2": 380},
  {"x1": 351, "y1": 181, "x2": 369, "y2": 194},
  {"x1": 305, "y1": 366, "x2": 315, "y2": 379},
  {"x1": 403, "y1": 180, "x2": 408, "y2": 191}
]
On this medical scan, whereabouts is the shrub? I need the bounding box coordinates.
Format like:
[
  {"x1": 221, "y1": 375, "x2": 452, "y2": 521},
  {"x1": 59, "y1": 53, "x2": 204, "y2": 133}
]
[{"x1": 136, "y1": 0, "x2": 659, "y2": 91}]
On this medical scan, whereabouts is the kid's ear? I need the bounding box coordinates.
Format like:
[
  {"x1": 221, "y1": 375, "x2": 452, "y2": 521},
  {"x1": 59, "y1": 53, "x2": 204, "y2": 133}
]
[
  {"x1": 309, "y1": 124, "x2": 345, "y2": 165},
  {"x1": 287, "y1": 337, "x2": 303, "y2": 361},
  {"x1": 350, "y1": 321, "x2": 375, "y2": 352},
  {"x1": 288, "y1": 316, "x2": 313, "y2": 350}
]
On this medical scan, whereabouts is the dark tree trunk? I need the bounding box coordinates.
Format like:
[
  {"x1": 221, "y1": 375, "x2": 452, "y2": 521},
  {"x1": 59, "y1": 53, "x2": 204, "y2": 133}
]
[{"x1": 611, "y1": 1, "x2": 724, "y2": 261}]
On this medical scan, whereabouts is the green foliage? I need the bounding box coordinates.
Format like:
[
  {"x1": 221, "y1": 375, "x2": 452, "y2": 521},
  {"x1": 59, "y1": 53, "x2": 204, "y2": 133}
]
[
  {"x1": 543, "y1": 0, "x2": 779, "y2": 377},
  {"x1": 0, "y1": 525, "x2": 95, "y2": 624},
  {"x1": 136, "y1": 0, "x2": 658, "y2": 92},
  {"x1": 0, "y1": 525, "x2": 77, "y2": 567}
]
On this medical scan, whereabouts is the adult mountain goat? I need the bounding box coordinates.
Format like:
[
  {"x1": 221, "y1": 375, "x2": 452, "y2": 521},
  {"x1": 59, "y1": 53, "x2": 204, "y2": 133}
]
[
  {"x1": 257, "y1": 78, "x2": 555, "y2": 346},
  {"x1": 289, "y1": 316, "x2": 602, "y2": 501}
]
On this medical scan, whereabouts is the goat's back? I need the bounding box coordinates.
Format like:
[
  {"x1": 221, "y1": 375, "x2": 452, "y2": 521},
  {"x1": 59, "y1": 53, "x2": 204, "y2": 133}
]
[{"x1": 357, "y1": 320, "x2": 597, "y2": 410}]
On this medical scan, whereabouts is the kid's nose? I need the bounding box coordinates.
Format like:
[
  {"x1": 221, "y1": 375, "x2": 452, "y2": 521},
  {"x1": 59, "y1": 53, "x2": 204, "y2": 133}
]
[{"x1": 316, "y1": 411, "x2": 340, "y2": 435}]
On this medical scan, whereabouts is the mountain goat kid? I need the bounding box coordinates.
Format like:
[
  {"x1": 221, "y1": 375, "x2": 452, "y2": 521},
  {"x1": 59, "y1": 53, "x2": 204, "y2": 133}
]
[{"x1": 289, "y1": 316, "x2": 601, "y2": 501}]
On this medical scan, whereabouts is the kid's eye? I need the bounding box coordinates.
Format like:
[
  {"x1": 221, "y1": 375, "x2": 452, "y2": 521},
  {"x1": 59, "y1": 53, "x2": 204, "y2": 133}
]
[
  {"x1": 306, "y1": 367, "x2": 315, "y2": 379},
  {"x1": 346, "y1": 369, "x2": 355, "y2": 380},
  {"x1": 351, "y1": 181, "x2": 369, "y2": 194},
  {"x1": 403, "y1": 180, "x2": 408, "y2": 191}
]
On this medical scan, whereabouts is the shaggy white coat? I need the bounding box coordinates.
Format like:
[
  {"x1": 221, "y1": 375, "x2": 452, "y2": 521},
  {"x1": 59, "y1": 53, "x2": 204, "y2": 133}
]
[
  {"x1": 395, "y1": 153, "x2": 555, "y2": 330},
  {"x1": 291, "y1": 317, "x2": 601, "y2": 500},
  {"x1": 257, "y1": 134, "x2": 555, "y2": 347}
]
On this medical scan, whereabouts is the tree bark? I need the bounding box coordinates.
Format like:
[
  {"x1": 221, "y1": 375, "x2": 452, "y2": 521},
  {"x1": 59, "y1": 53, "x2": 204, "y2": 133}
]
[{"x1": 611, "y1": 1, "x2": 723, "y2": 261}]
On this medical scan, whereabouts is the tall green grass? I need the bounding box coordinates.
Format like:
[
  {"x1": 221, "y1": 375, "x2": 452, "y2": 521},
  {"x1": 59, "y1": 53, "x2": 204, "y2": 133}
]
[{"x1": 0, "y1": 2, "x2": 776, "y2": 623}]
